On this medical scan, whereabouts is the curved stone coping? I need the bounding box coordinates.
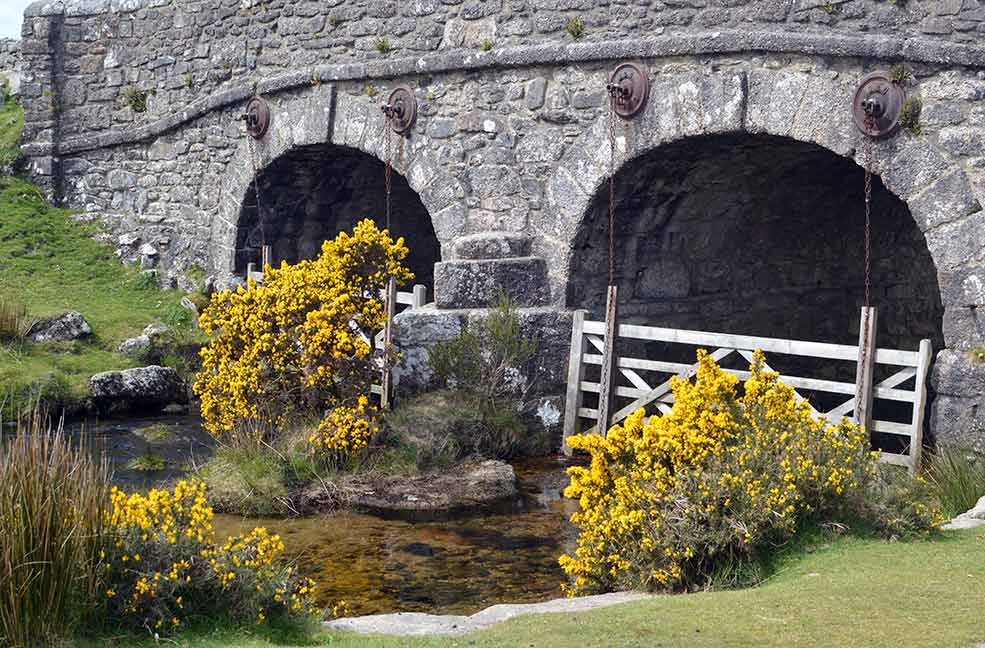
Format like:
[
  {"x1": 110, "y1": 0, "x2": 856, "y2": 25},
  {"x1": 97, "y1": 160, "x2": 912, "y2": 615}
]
[
  {"x1": 34, "y1": 29, "x2": 985, "y2": 159},
  {"x1": 323, "y1": 591, "x2": 651, "y2": 637}
]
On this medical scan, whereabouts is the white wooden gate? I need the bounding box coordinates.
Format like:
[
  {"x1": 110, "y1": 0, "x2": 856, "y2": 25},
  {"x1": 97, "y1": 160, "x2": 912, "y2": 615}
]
[{"x1": 563, "y1": 304, "x2": 933, "y2": 475}]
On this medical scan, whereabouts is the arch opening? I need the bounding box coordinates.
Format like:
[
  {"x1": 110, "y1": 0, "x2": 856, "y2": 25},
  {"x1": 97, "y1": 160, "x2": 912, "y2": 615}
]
[
  {"x1": 235, "y1": 143, "x2": 441, "y2": 288},
  {"x1": 567, "y1": 134, "x2": 944, "y2": 446}
]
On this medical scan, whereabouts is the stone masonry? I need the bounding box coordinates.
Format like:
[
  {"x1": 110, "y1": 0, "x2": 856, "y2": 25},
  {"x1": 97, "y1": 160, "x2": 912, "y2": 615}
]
[
  {"x1": 12, "y1": 0, "x2": 985, "y2": 449},
  {"x1": 0, "y1": 38, "x2": 23, "y2": 95}
]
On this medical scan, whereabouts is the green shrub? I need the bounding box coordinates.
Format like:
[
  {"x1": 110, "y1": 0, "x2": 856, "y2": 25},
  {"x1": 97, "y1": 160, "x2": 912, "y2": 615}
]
[
  {"x1": 102, "y1": 480, "x2": 318, "y2": 633},
  {"x1": 925, "y1": 445, "x2": 985, "y2": 518},
  {"x1": 0, "y1": 411, "x2": 109, "y2": 648},
  {"x1": 427, "y1": 294, "x2": 539, "y2": 458},
  {"x1": 560, "y1": 351, "x2": 879, "y2": 595}
]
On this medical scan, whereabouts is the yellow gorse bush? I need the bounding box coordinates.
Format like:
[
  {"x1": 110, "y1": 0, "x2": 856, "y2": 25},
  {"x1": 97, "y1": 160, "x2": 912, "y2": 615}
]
[
  {"x1": 194, "y1": 219, "x2": 412, "y2": 455},
  {"x1": 560, "y1": 350, "x2": 877, "y2": 595},
  {"x1": 103, "y1": 479, "x2": 318, "y2": 632}
]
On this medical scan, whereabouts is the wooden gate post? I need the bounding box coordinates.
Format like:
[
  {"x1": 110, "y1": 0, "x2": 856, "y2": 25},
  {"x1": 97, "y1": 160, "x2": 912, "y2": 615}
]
[
  {"x1": 380, "y1": 277, "x2": 397, "y2": 410},
  {"x1": 854, "y1": 306, "x2": 878, "y2": 434},
  {"x1": 595, "y1": 285, "x2": 619, "y2": 437},
  {"x1": 261, "y1": 245, "x2": 272, "y2": 270},
  {"x1": 908, "y1": 339, "x2": 933, "y2": 476},
  {"x1": 562, "y1": 309, "x2": 587, "y2": 456}
]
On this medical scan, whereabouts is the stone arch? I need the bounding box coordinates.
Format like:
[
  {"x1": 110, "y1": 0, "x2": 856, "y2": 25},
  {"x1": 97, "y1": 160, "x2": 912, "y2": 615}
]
[
  {"x1": 537, "y1": 68, "x2": 982, "y2": 323},
  {"x1": 210, "y1": 84, "x2": 467, "y2": 280},
  {"x1": 542, "y1": 67, "x2": 985, "y2": 446}
]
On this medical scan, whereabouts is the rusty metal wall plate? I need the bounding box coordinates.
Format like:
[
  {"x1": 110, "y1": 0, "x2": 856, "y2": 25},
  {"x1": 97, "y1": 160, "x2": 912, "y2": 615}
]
[
  {"x1": 607, "y1": 62, "x2": 650, "y2": 120},
  {"x1": 242, "y1": 96, "x2": 271, "y2": 139},
  {"x1": 383, "y1": 86, "x2": 418, "y2": 134},
  {"x1": 852, "y1": 72, "x2": 904, "y2": 139}
]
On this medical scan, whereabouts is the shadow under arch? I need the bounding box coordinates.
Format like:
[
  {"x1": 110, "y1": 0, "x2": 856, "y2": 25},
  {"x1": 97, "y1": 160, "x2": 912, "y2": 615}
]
[
  {"x1": 567, "y1": 132, "x2": 944, "y2": 351},
  {"x1": 566, "y1": 132, "x2": 944, "y2": 445},
  {"x1": 235, "y1": 142, "x2": 441, "y2": 288}
]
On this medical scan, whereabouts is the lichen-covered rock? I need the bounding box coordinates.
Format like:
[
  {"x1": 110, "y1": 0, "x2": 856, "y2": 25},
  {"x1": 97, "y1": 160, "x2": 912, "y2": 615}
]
[
  {"x1": 27, "y1": 311, "x2": 92, "y2": 343},
  {"x1": 117, "y1": 334, "x2": 151, "y2": 356},
  {"x1": 89, "y1": 365, "x2": 187, "y2": 414}
]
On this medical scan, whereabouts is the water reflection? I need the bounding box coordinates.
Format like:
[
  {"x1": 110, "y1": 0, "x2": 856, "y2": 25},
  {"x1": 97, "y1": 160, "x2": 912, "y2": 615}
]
[{"x1": 215, "y1": 459, "x2": 580, "y2": 617}]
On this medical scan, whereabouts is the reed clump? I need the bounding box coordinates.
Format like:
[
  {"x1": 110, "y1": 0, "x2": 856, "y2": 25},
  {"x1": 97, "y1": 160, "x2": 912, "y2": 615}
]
[{"x1": 0, "y1": 410, "x2": 109, "y2": 648}]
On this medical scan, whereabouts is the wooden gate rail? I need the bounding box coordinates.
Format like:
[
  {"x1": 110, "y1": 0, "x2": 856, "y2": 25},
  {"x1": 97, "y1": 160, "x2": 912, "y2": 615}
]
[{"x1": 563, "y1": 301, "x2": 932, "y2": 475}]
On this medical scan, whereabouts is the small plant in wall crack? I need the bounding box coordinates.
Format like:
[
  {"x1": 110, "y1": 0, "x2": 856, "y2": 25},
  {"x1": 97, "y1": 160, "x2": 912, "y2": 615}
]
[
  {"x1": 122, "y1": 86, "x2": 153, "y2": 113},
  {"x1": 566, "y1": 16, "x2": 586, "y2": 40},
  {"x1": 479, "y1": 38, "x2": 493, "y2": 52},
  {"x1": 889, "y1": 63, "x2": 912, "y2": 85},
  {"x1": 899, "y1": 96, "x2": 923, "y2": 136},
  {"x1": 821, "y1": 1, "x2": 840, "y2": 15},
  {"x1": 365, "y1": 84, "x2": 378, "y2": 98},
  {"x1": 375, "y1": 37, "x2": 393, "y2": 55}
]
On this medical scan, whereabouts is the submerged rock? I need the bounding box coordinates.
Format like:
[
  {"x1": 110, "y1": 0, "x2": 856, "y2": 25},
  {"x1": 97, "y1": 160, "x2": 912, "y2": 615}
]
[
  {"x1": 299, "y1": 460, "x2": 518, "y2": 516},
  {"x1": 89, "y1": 365, "x2": 187, "y2": 414},
  {"x1": 27, "y1": 310, "x2": 92, "y2": 343}
]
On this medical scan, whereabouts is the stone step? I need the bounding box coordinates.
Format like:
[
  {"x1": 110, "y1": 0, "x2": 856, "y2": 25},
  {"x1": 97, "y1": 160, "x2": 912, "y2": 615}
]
[
  {"x1": 434, "y1": 257, "x2": 550, "y2": 309},
  {"x1": 453, "y1": 232, "x2": 532, "y2": 260}
]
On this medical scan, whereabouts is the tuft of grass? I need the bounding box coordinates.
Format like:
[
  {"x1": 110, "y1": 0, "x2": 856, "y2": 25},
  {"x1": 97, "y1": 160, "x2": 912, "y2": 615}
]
[
  {"x1": 926, "y1": 445, "x2": 985, "y2": 518},
  {"x1": 374, "y1": 37, "x2": 392, "y2": 55},
  {"x1": 479, "y1": 38, "x2": 493, "y2": 52},
  {"x1": 889, "y1": 63, "x2": 912, "y2": 85},
  {"x1": 195, "y1": 447, "x2": 290, "y2": 516},
  {"x1": 121, "y1": 86, "x2": 150, "y2": 113},
  {"x1": 126, "y1": 451, "x2": 169, "y2": 472},
  {"x1": 565, "y1": 16, "x2": 585, "y2": 40},
  {"x1": 899, "y1": 96, "x2": 923, "y2": 135},
  {"x1": 0, "y1": 293, "x2": 35, "y2": 342},
  {"x1": 0, "y1": 410, "x2": 109, "y2": 648},
  {"x1": 133, "y1": 423, "x2": 174, "y2": 443}
]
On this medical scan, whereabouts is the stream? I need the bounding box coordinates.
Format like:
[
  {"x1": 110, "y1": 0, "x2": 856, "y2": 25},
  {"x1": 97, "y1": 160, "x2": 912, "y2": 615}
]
[{"x1": 57, "y1": 414, "x2": 579, "y2": 617}]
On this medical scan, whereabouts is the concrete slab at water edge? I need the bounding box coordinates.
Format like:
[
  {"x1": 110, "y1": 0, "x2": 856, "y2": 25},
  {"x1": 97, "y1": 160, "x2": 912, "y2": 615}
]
[
  {"x1": 942, "y1": 495, "x2": 985, "y2": 531},
  {"x1": 324, "y1": 591, "x2": 651, "y2": 636}
]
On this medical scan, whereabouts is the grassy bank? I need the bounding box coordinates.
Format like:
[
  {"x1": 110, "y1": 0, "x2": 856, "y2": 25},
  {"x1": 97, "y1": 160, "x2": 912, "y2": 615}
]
[
  {"x1": 71, "y1": 527, "x2": 985, "y2": 647},
  {"x1": 0, "y1": 98, "x2": 193, "y2": 412}
]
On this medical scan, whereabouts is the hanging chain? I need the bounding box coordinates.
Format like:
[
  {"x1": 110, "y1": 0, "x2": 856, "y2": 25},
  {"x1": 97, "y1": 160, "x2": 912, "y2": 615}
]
[
  {"x1": 384, "y1": 116, "x2": 394, "y2": 230},
  {"x1": 247, "y1": 136, "x2": 266, "y2": 256},
  {"x1": 607, "y1": 101, "x2": 617, "y2": 287},
  {"x1": 862, "y1": 117, "x2": 874, "y2": 308}
]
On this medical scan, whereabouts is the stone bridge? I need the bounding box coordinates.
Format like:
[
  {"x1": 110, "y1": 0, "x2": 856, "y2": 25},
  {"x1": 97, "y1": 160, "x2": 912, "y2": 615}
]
[{"x1": 13, "y1": 0, "x2": 985, "y2": 448}]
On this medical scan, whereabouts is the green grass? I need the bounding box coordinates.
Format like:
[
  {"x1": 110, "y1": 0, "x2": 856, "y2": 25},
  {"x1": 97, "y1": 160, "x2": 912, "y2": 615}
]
[
  {"x1": 68, "y1": 528, "x2": 985, "y2": 647},
  {"x1": 0, "y1": 98, "x2": 192, "y2": 412},
  {"x1": 0, "y1": 94, "x2": 23, "y2": 169},
  {"x1": 196, "y1": 447, "x2": 291, "y2": 516}
]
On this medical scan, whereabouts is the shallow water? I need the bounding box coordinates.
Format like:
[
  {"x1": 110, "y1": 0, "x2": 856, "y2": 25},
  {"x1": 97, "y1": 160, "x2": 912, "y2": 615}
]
[
  {"x1": 61, "y1": 413, "x2": 215, "y2": 490},
  {"x1": 35, "y1": 414, "x2": 581, "y2": 617},
  {"x1": 214, "y1": 458, "x2": 581, "y2": 617}
]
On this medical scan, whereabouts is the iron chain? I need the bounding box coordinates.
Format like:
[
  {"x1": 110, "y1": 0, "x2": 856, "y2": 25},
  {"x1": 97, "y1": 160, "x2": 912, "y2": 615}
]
[{"x1": 863, "y1": 117, "x2": 874, "y2": 309}]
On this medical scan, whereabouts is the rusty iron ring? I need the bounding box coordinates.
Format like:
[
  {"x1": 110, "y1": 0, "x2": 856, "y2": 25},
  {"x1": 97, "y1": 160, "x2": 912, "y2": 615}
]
[
  {"x1": 852, "y1": 71, "x2": 905, "y2": 139},
  {"x1": 607, "y1": 62, "x2": 650, "y2": 120},
  {"x1": 382, "y1": 86, "x2": 418, "y2": 134},
  {"x1": 241, "y1": 96, "x2": 271, "y2": 139}
]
